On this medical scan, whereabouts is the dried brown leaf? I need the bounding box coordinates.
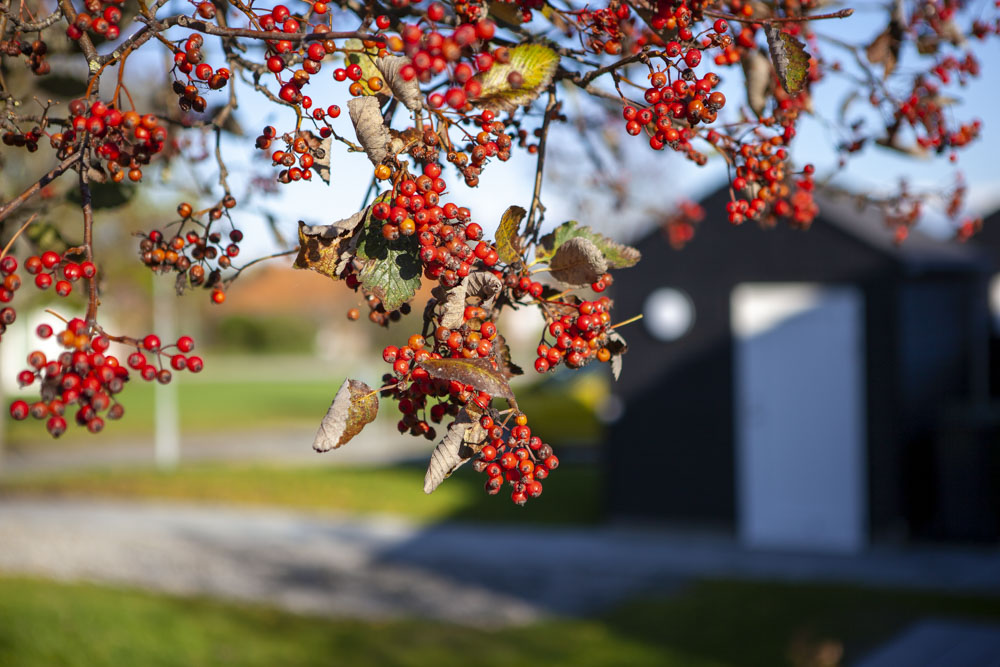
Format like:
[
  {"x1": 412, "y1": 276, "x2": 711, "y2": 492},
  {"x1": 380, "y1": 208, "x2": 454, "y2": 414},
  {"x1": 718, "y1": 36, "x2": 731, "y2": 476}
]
[
  {"x1": 348, "y1": 96, "x2": 390, "y2": 165},
  {"x1": 492, "y1": 333, "x2": 524, "y2": 379},
  {"x1": 423, "y1": 410, "x2": 488, "y2": 493},
  {"x1": 606, "y1": 330, "x2": 628, "y2": 381},
  {"x1": 418, "y1": 357, "x2": 514, "y2": 400},
  {"x1": 548, "y1": 236, "x2": 608, "y2": 286},
  {"x1": 313, "y1": 379, "x2": 379, "y2": 451},
  {"x1": 741, "y1": 49, "x2": 773, "y2": 118},
  {"x1": 376, "y1": 55, "x2": 423, "y2": 112}
]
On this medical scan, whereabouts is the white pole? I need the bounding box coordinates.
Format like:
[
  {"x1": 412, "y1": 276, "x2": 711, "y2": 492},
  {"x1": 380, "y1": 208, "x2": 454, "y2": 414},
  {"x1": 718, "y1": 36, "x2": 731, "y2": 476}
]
[{"x1": 152, "y1": 276, "x2": 179, "y2": 469}]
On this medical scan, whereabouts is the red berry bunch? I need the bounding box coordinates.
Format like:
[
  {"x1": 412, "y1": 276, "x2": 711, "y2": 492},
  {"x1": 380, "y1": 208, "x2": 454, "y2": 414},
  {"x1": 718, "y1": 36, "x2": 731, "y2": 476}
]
[
  {"x1": 575, "y1": 2, "x2": 633, "y2": 55},
  {"x1": 125, "y1": 333, "x2": 203, "y2": 384},
  {"x1": 1, "y1": 38, "x2": 50, "y2": 75},
  {"x1": 170, "y1": 34, "x2": 231, "y2": 113},
  {"x1": 257, "y1": 126, "x2": 328, "y2": 183},
  {"x1": 473, "y1": 411, "x2": 558, "y2": 506},
  {"x1": 65, "y1": 0, "x2": 123, "y2": 41},
  {"x1": 137, "y1": 201, "x2": 240, "y2": 303},
  {"x1": 722, "y1": 138, "x2": 817, "y2": 227},
  {"x1": 51, "y1": 99, "x2": 167, "y2": 183},
  {"x1": 24, "y1": 250, "x2": 96, "y2": 297},
  {"x1": 394, "y1": 19, "x2": 498, "y2": 109},
  {"x1": 534, "y1": 296, "x2": 617, "y2": 372}
]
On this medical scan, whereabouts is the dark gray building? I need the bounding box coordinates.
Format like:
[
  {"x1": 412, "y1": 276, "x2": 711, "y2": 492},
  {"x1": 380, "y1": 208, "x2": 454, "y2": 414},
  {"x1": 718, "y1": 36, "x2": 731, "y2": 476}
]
[{"x1": 607, "y1": 188, "x2": 995, "y2": 551}]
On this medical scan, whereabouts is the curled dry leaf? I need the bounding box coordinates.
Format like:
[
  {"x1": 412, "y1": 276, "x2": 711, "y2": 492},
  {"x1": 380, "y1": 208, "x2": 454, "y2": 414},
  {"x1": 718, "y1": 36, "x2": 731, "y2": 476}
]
[
  {"x1": 495, "y1": 205, "x2": 525, "y2": 265},
  {"x1": 348, "y1": 96, "x2": 390, "y2": 165},
  {"x1": 763, "y1": 25, "x2": 810, "y2": 95},
  {"x1": 606, "y1": 330, "x2": 628, "y2": 381},
  {"x1": 376, "y1": 55, "x2": 423, "y2": 112},
  {"x1": 313, "y1": 378, "x2": 379, "y2": 452},
  {"x1": 492, "y1": 333, "x2": 524, "y2": 378},
  {"x1": 866, "y1": 0, "x2": 904, "y2": 78},
  {"x1": 466, "y1": 270, "x2": 503, "y2": 309},
  {"x1": 417, "y1": 357, "x2": 515, "y2": 400},
  {"x1": 548, "y1": 236, "x2": 608, "y2": 286},
  {"x1": 423, "y1": 410, "x2": 488, "y2": 494},
  {"x1": 294, "y1": 208, "x2": 370, "y2": 280},
  {"x1": 431, "y1": 283, "x2": 467, "y2": 329},
  {"x1": 741, "y1": 49, "x2": 773, "y2": 118}
]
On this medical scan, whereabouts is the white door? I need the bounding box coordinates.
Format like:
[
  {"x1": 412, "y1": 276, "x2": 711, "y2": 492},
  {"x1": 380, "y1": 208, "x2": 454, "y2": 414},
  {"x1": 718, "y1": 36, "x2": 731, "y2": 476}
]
[{"x1": 733, "y1": 283, "x2": 867, "y2": 553}]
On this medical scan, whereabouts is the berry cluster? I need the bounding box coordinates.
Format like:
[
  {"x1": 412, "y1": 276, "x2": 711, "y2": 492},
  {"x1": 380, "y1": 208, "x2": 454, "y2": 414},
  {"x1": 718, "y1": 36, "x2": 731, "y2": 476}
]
[
  {"x1": 137, "y1": 200, "x2": 241, "y2": 304},
  {"x1": 1, "y1": 38, "x2": 50, "y2": 75},
  {"x1": 10, "y1": 320, "x2": 202, "y2": 437},
  {"x1": 575, "y1": 2, "x2": 633, "y2": 55},
  {"x1": 534, "y1": 297, "x2": 617, "y2": 373},
  {"x1": 53, "y1": 99, "x2": 167, "y2": 183},
  {"x1": 170, "y1": 34, "x2": 231, "y2": 114},
  {"x1": 394, "y1": 18, "x2": 497, "y2": 109},
  {"x1": 725, "y1": 141, "x2": 816, "y2": 227},
  {"x1": 24, "y1": 250, "x2": 97, "y2": 297},
  {"x1": 472, "y1": 411, "x2": 558, "y2": 506},
  {"x1": 257, "y1": 126, "x2": 328, "y2": 183},
  {"x1": 65, "y1": 0, "x2": 123, "y2": 41}
]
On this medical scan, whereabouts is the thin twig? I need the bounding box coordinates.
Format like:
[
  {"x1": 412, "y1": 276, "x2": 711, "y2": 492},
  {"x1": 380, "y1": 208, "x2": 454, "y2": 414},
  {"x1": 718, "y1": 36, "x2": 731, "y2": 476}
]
[
  {"x1": 0, "y1": 212, "x2": 38, "y2": 258},
  {"x1": 0, "y1": 153, "x2": 82, "y2": 225},
  {"x1": 525, "y1": 89, "x2": 559, "y2": 245}
]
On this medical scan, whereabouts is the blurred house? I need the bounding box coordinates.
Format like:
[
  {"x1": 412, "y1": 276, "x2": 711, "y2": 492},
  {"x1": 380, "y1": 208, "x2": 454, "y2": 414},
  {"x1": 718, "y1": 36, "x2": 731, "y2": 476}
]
[{"x1": 607, "y1": 188, "x2": 997, "y2": 552}]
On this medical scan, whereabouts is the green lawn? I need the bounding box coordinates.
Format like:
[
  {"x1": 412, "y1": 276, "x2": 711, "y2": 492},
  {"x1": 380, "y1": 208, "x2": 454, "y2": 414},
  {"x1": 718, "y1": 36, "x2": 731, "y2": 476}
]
[
  {"x1": 2, "y1": 576, "x2": 999, "y2": 666},
  {"x1": 6, "y1": 377, "x2": 601, "y2": 448},
  {"x1": 0, "y1": 463, "x2": 603, "y2": 524}
]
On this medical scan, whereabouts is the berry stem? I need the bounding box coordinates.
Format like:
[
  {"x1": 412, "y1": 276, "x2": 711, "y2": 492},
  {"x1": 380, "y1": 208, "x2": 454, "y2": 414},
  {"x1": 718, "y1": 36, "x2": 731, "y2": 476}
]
[
  {"x1": 700, "y1": 7, "x2": 854, "y2": 24},
  {"x1": 524, "y1": 89, "x2": 559, "y2": 245},
  {"x1": 79, "y1": 152, "x2": 99, "y2": 324},
  {"x1": 0, "y1": 212, "x2": 38, "y2": 259},
  {"x1": 0, "y1": 153, "x2": 81, "y2": 225},
  {"x1": 610, "y1": 313, "x2": 644, "y2": 329}
]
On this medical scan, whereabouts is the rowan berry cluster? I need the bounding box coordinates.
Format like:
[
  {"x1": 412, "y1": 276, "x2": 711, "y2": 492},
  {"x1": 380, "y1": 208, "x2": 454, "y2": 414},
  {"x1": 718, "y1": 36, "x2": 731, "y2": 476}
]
[
  {"x1": 170, "y1": 34, "x2": 231, "y2": 113},
  {"x1": 473, "y1": 411, "x2": 558, "y2": 506},
  {"x1": 395, "y1": 18, "x2": 497, "y2": 110},
  {"x1": 65, "y1": 0, "x2": 123, "y2": 41},
  {"x1": 137, "y1": 200, "x2": 241, "y2": 304},
  {"x1": 9, "y1": 320, "x2": 202, "y2": 437},
  {"x1": 53, "y1": 99, "x2": 167, "y2": 183},
  {"x1": 575, "y1": 3, "x2": 633, "y2": 55},
  {"x1": 257, "y1": 126, "x2": 328, "y2": 183},
  {"x1": 24, "y1": 249, "x2": 97, "y2": 297},
  {"x1": 534, "y1": 297, "x2": 617, "y2": 373},
  {"x1": 1, "y1": 38, "x2": 50, "y2": 75},
  {"x1": 725, "y1": 142, "x2": 817, "y2": 227}
]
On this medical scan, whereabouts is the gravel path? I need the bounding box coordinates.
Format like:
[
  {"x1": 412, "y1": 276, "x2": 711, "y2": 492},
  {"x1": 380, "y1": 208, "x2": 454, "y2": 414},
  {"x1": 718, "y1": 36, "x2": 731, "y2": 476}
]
[{"x1": 3, "y1": 499, "x2": 1000, "y2": 627}]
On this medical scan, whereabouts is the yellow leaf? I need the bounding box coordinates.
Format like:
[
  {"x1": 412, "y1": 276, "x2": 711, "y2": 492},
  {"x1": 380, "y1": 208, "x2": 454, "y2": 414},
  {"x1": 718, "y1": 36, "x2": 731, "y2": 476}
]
[
  {"x1": 472, "y1": 44, "x2": 559, "y2": 112},
  {"x1": 495, "y1": 205, "x2": 525, "y2": 265}
]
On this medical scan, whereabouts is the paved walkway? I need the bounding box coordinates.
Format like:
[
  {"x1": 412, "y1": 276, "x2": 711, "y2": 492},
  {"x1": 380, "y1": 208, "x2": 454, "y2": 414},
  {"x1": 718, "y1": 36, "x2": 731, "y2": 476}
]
[{"x1": 2, "y1": 498, "x2": 1000, "y2": 627}]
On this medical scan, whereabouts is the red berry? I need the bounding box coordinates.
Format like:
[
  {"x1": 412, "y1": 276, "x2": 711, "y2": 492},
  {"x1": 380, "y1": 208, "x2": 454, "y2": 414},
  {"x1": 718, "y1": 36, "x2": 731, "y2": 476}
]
[
  {"x1": 187, "y1": 356, "x2": 204, "y2": 373},
  {"x1": 142, "y1": 334, "x2": 161, "y2": 351},
  {"x1": 176, "y1": 336, "x2": 195, "y2": 353},
  {"x1": 10, "y1": 399, "x2": 29, "y2": 420}
]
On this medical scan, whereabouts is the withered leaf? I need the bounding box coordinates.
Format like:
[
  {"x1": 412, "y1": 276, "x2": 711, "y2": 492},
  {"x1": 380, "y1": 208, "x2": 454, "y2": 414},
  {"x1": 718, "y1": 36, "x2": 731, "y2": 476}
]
[
  {"x1": 294, "y1": 208, "x2": 370, "y2": 280},
  {"x1": 606, "y1": 330, "x2": 628, "y2": 381},
  {"x1": 741, "y1": 49, "x2": 773, "y2": 118},
  {"x1": 549, "y1": 236, "x2": 608, "y2": 286},
  {"x1": 763, "y1": 25, "x2": 810, "y2": 95},
  {"x1": 492, "y1": 333, "x2": 524, "y2": 378},
  {"x1": 432, "y1": 283, "x2": 467, "y2": 330},
  {"x1": 496, "y1": 205, "x2": 525, "y2": 266},
  {"x1": 423, "y1": 410, "x2": 488, "y2": 494},
  {"x1": 466, "y1": 270, "x2": 503, "y2": 309},
  {"x1": 348, "y1": 96, "x2": 390, "y2": 165},
  {"x1": 418, "y1": 357, "x2": 515, "y2": 400},
  {"x1": 313, "y1": 379, "x2": 379, "y2": 451},
  {"x1": 866, "y1": 0, "x2": 904, "y2": 78},
  {"x1": 376, "y1": 55, "x2": 423, "y2": 112}
]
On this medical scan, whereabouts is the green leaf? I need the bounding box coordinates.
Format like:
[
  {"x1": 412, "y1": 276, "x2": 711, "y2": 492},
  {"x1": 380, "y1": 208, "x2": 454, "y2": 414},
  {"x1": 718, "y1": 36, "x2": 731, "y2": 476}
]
[
  {"x1": 313, "y1": 379, "x2": 379, "y2": 451},
  {"x1": 763, "y1": 25, "x2": 810, "y2": 95},
  {"x1": 472, "y1": 44, "x2": 559, "y2": 112},
  {"x1": 495, "y1": 205, "x2": 525, "y2": 265},
  {"x1": 356, "y1": 214, "x2": 421, "y2": 311},
  {"x1": 536, "y1": 220, "x2": 640, "y2": 269},
  {"x1": 417, "y1": 357, "x2": 515, "y2": 400}
]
